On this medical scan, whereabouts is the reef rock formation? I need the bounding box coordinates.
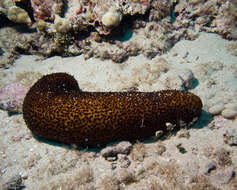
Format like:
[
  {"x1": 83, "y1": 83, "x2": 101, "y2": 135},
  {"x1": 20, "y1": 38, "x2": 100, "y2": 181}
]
[{"x1": 0, "y1": 0, "x2": 236, "y2": 64}]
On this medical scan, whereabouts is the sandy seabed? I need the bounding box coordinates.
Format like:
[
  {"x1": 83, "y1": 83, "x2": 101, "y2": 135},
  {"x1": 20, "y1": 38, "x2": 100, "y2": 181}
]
[{"x1": 0, "y1": 32, "x2": 237, "y2": 190}]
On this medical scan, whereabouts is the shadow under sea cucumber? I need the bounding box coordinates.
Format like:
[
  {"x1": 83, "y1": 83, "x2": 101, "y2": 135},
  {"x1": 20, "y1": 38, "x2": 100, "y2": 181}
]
[{"x1": 22, "y1": 73, "x2": 203, "y2": 147}]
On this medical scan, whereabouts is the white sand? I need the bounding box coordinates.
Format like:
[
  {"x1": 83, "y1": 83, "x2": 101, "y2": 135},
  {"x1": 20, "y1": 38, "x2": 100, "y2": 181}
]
[{"x1": 1, "y1": 32, "x2": 237, "y2": 189}]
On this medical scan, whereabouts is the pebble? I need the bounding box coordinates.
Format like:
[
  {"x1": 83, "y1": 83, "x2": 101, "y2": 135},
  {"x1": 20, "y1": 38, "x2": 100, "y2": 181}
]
[
  {"x1": 221, "y1": 108, "x2": 237, "y2": 119},
  {"x1": 208, "y1": 104, "x2": 224, "y2": 115},
  {"x1": 101, "y1": 141, "x2": 132, "y2": 159}
]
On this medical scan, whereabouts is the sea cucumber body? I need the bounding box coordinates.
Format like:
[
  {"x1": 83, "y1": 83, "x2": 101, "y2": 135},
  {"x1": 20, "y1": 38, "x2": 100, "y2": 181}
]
[{"x1": 23, "y1": 73, "x2": 202, "y2": 147}]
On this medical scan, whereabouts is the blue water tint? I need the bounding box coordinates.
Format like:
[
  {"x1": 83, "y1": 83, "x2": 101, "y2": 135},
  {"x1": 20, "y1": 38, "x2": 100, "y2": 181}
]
[{"x1": 119, "y1": 28, "x2": 133, "y2": 42}]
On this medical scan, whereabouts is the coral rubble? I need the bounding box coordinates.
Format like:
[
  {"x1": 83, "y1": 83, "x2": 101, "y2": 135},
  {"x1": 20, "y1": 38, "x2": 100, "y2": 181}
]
[
  {"x1": 0, "y1": 0, "x2": 237, "y2": 63},
  {"x1": 174, "y1": 0, "x2": 237, "y2": 39}
]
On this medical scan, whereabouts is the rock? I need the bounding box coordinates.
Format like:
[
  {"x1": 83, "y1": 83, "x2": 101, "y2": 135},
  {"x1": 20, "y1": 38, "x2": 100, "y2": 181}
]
[
  {"x1": 222, "y1": 108, "x2": 237, "y2": 119},
  {"x1": 208, "y1": 104, "x2": 224, "y2": 115},
  {"x1": 101, "y1": 141, "x2": 132, "y2": 159}
]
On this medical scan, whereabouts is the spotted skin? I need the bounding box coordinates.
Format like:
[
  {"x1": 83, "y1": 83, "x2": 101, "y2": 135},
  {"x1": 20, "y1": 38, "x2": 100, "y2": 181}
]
[{"x1": 23, "y1": 73, "x2": 202, "y2": 147}]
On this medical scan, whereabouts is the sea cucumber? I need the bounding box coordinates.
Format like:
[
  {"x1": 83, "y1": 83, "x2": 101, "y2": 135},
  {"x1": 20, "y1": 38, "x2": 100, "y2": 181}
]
[{"x1": 22, "y1": 73, "x2": 202, "y2": 147}]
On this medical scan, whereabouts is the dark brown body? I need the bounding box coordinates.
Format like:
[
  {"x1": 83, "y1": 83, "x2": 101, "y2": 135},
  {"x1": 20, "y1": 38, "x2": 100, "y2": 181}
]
[{"x1": 23, "y1": 73, "x2": 202, "y2": 147}]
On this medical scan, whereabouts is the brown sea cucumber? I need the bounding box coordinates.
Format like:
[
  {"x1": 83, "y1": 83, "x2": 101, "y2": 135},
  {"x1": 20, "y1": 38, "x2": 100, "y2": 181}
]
[{"x1": 22, "y1": 73, "x2": 202, "y2": 147}]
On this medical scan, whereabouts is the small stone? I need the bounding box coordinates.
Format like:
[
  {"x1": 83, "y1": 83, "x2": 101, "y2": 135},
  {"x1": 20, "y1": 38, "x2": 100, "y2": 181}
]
[
  {"x1": 115, "y1": 141, "x2": 133, "y2": 154},
  {"x1": 221, "y1": 108, "x2": 237, "y2": 119},
  {"x1": 101, "y1": 147, "x2": 117, "y2": 159},
  {"x1": 101, "y1": 141, "x2": 132, "y2": 159},
  {"x1": 208, "y1": 104, "x2": 224, "y2": 115}
]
